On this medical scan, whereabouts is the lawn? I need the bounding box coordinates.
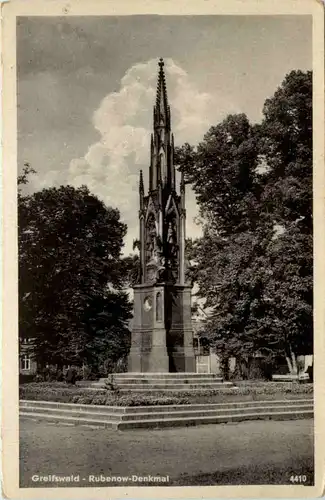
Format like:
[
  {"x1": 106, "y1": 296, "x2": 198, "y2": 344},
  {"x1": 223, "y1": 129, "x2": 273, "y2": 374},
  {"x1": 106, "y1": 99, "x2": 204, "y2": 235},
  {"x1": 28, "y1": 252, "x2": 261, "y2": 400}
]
[{"x1": 19, "y1": 418, "x2": 314, "y2": 487}]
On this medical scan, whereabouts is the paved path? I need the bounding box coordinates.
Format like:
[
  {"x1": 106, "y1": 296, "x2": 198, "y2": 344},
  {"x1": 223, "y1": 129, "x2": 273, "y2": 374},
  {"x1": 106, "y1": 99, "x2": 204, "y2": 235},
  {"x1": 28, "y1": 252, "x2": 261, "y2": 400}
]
[{"x1": 20, "y1": 418, "x2": 314, "y2": 486}]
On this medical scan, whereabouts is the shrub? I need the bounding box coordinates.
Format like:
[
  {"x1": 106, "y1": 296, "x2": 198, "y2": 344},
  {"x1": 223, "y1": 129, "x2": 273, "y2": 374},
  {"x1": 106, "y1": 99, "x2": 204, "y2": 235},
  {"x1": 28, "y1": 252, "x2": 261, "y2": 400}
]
[
  {"x1": 65, "y1": 367, "x2": 77, "y2": 385},
  {"x1": 104, "y1": 374, "x2": 119, "y2": 392},
  {"x1": 114, "y1": 357, "x2": 128, "y2": 373},
  {"x1": 19, "y1": 374, "x2": 35, "y2": 384},
  {"x1": 307, "y1": 364, "x2": 313, "y2": 383},
  {"x1": 107, "y1": 394, "x2": 190, "y2": 406},
  {"x1": 19, "y1": 380, "x2": 313, "y2": 406},
  {"x1": 71, "y1": 394, "x2": 97, "y2": 405},
  {"x1": 72, "y1": 365, "x2": 100, "y2": 381}
]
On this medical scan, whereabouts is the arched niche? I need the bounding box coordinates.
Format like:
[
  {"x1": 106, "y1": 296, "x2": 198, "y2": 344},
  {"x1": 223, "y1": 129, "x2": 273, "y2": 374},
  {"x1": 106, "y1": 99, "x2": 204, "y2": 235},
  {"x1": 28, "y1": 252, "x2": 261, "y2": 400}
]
[{"x1": 156, "y1": 292, "x2": 162, "y2": 321}]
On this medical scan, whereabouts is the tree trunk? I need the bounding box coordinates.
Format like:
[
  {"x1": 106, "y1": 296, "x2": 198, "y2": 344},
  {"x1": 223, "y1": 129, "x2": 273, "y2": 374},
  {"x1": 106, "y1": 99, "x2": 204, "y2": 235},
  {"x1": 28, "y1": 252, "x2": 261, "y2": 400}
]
[
  {"x1": 285, "y1": 355, "x2": 293, "y2": 374},
  {"x1": 285, "y1": 345, "x2": 298, "y2": 378},
  {"x1": 290, "y1": 349, "x2": 298, "y2": 375},
  {"x1": 221, "y1": 356, "x2": 230, "y2": 381}
]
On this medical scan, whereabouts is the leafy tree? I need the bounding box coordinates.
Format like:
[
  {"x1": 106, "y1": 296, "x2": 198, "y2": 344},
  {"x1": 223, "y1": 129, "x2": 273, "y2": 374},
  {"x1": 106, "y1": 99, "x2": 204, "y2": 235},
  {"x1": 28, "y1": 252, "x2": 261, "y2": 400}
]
[
  {"x1": 260, "y1": 70, "x2": 312, "y2": 233},
  {"x1": 119, "y1": 239, "x2": 141, "y2": 289},
  {"x1": 176, "y1": 114, "x2": 263, "y2": 236},
  {"x1": 176, "y1": 70, "x2": 312, "y2": 376},
  {"x1": 19, "y1": 182, "x2": 132, "y2": 371},
  {"x1": 18, "y1": 162, "x2": 36, "y2": 191},
  {"x1": 262, "y1": 225, "x2": 313, "y2": 372},
  {"x1": 121, "y1": 254, "x2": 140, "y2": 288},
  {"x1": 81, "y1": 290, "x2": 132, "y2": 372},
  {"x1": 259, "y1": 70, "x2": 313, "y2": 371}
]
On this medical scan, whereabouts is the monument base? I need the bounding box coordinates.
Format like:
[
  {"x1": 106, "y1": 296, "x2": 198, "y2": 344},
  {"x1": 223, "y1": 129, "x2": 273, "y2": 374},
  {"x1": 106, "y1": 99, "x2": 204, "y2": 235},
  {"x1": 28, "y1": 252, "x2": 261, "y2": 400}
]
[
  {"x1": 128, "y1": 283, "x2": 195, "y2": 373},
  {"x1": 111, "y1": 372, "x2": 232, "y2": 392}
]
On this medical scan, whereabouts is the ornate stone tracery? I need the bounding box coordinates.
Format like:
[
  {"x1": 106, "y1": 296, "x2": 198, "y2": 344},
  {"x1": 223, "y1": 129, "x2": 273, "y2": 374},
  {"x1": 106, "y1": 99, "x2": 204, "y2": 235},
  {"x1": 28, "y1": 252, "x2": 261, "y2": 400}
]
[
  {"x1": 145, "y1": 212, "x2": 157, "y2": 264},
  {"x1": 128, "y1": 58, "x2": 195, "y2": 373}
]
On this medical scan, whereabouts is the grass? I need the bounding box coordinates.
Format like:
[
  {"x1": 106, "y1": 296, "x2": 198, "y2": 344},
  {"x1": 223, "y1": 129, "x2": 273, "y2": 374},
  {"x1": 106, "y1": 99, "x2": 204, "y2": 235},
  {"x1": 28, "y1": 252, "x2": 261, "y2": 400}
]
[
  {"x1": 19, "y1": 380, "x2": 313, "y2": 406},
  {"x1": 173, "y1": 463, "x2": 314, "y2": 486},
  {"x1": 19, "y1": 418, "x2": 314, "y2": 487}
]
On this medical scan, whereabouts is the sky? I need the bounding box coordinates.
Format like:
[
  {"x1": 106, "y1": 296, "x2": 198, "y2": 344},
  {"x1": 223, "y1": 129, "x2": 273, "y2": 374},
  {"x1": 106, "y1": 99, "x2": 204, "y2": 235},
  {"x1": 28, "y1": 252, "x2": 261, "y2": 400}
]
[{"x1": 17, "y1": 15, "x2": 312, "y2": 254}]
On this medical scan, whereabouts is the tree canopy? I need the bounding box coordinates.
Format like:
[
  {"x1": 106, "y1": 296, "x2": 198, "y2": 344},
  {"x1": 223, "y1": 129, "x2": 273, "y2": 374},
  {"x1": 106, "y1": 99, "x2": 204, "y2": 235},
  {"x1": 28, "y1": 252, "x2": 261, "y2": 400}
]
[
  {"x1": 18, "y1": 180, "x2": 132, "y2": 371},
  {"x1": 176, "y1": 70, "x2": 312, "y2": 374}
]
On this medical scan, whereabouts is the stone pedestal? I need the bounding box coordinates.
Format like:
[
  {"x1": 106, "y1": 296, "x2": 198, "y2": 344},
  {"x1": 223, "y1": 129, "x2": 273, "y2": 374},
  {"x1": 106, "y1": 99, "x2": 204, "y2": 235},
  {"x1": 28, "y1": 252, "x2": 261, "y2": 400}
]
[
  {"x1": 165, "y1": 284, "x2": 195, "y2": 372},
  {"x1": 128, "y1": 284, "x2": 169, "y2": 373},
  {"x1": 128, "y1": 283, "x2": 195, "y2": 373}
]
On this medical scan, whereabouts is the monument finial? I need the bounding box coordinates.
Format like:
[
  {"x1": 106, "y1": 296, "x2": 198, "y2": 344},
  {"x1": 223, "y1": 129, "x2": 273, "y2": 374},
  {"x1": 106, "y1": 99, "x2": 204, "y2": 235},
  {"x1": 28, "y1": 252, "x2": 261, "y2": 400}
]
[
  {"x1": 139, "y1": 169, "x2": 144, "y2": 193},
  {"x1": 156, "y1": 58, "x2": 168, "y2": 108},
  {"x1": 180, "y1": 170, "x2": 185, "y2": 193}
]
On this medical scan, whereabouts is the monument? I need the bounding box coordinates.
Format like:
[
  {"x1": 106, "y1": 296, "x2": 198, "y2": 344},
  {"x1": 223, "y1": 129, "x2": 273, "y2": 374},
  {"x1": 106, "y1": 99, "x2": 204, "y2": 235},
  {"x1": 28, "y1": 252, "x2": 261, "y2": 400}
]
[{"x1": 128, "y1": 58, "x2": 196, "y2": 373}]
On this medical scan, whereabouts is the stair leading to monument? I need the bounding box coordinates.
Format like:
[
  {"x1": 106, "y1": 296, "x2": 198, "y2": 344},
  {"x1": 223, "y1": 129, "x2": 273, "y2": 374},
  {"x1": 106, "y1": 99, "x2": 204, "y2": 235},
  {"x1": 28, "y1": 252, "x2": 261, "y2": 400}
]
[
  {"x1": 20, "y1": 398, "x2": 314, "y2": 430},
  {"x1": 106, "y1": 373, "x2": 224, "y2": 378},
  {"x1": 109, "y1": 383, "x2": 234, "y2": 391},
  {"x1": 77, "y1": 373, "x2": 235, "y2": 393}
]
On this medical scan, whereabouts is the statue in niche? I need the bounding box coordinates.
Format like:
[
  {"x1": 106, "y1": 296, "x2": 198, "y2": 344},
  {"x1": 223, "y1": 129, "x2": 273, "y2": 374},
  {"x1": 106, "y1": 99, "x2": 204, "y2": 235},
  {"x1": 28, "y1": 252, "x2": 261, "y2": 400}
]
[
  {"x1": 166, "y1": 217, "x2": 179, "y2": 282},
  {"x1": 167, "y1": 219, "x2": 178, "y2": 260},
  {"x1": 145, "y1": 214, "x2": 157, "y2": 263},
  {"x1": 145, "y1": 213, "x2": 165, "y2": 283}
]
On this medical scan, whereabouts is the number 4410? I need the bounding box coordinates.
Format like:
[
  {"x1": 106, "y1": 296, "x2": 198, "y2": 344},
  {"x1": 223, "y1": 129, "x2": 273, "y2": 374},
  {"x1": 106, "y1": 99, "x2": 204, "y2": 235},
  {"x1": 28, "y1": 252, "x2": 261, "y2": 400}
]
[{"x1": 290, "y1": 475, "x2": 307, "y2": 483}]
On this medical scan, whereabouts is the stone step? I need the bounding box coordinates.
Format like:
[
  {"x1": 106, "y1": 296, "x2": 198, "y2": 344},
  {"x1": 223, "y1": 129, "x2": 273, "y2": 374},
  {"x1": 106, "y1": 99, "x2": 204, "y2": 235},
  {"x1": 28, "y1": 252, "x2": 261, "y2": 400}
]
[
  {"x1": 20, "y1": 398, "x2": 314, "y2": 431},
  {"x1": 113, "y1": 382, "x2": 232, "y2": 389},
  {"x1": 20, "y1": 407, "x2": 314, "y2": 430},
  {"x1": 92, "y1": 382, "x2": 233, "y2": 388},
  {"x1": 77, "y1": 373, "x2": 232, "y2": 392},
  {"x1": 20, "y1": 401, "x2": 312, "y2": 420},
  {"x1": 20, "y1": 406, "x2": 122, "y2": 421},
  {"x1": 121, "y1": 404, "x2": 313, "y2": 421},
  {"x1": 79, "y1": 386, "x2": 240, "y2": 393},
  {"x1": 111, "y1": 377, "x2": 224, "y2": 385},
  {"x1": 116, "y1": 385, "x2": 233, "y2": 392},
  {"x1": 116, "y1": 409, "x2": 314, "y2": 430},
  {"x1": 110, "y1": 372, "x2": 222, "y2": 381},
  {"x1": 20, "y1": 400, "x2": 125, "y2": 413},
  {"x1": 19, "y1": 411, "x2": 116, "y2": 428},
  {"x1": 22, "y1": 403, "x2": 313, "y2": 422},
  {"x1": 87, "y1": 375, "x2": 225, "y2": 384},
  {"x1": 20, "y1": 398, "x2": 313, "y2": 414}
]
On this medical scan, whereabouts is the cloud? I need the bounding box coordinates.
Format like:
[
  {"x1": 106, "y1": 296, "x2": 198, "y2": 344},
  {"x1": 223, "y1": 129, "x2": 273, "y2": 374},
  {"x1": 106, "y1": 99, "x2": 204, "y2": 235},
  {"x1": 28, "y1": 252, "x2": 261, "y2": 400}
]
[{"x1": 65, "y1": 58, "x2": 223, "y2": 253}]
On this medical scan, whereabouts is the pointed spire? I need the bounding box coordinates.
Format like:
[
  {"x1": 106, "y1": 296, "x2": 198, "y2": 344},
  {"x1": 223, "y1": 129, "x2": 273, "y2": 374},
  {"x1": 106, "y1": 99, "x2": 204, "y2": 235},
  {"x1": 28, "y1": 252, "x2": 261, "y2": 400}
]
[
  {"x1": 151, "y1": 58, "x2": 174, "y2": 190},
  {"x1": 155, "y1": 58, "x2": 169, "y2": 122},
  {"x1": 139, "y1": 169, "x2": 144, "y2": 210},
  {"x1": 180, "y1": 169, "x2": 185, "y2": 211},
  {"x1": 180, "y1": 170, "x2": 185, "y2": 194},
  {"x1": 149, "y1": 135, "x2": 154, "y2": 191},
  {"x1": 139, "y1": 169, "x2": 144, "y2": 193},
  {"x1": 158, "y1": 175, "x2": 162, "y2": 208},
  {"x1": 171, "y1": 133, "x2": 175, "y2": 189}
]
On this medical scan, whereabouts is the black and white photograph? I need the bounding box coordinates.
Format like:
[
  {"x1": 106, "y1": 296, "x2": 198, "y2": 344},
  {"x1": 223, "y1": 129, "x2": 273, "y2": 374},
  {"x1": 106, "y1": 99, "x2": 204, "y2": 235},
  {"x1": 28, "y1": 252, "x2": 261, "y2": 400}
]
[{"x1": 2, "y1": 0, "x2": 324, "y2": 498}]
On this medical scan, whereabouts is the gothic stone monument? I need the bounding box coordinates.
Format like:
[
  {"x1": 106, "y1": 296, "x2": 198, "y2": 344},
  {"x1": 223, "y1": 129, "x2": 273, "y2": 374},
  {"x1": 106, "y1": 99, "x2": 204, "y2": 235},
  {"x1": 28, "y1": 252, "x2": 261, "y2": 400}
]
[{"x1": 128, "y1": 59, "x2": 196, "y2": 373}]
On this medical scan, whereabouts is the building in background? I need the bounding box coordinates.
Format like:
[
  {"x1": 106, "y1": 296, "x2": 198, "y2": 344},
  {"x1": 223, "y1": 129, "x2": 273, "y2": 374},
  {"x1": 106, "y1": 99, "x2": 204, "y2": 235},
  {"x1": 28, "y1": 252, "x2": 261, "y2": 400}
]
[{"x1": 19, "y1": 338, "x2": 37, "y2": 375}]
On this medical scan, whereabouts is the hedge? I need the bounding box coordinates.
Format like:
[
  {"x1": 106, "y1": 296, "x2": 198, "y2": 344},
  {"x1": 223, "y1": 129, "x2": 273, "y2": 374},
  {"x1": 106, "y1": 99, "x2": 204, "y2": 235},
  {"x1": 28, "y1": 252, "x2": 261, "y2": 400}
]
[
  {"x1": 19, "y1": 384, "x2": 189, "y2": 406},
  {"x1": 19, "y1": 381, "x2": 313, "y2": 407}
]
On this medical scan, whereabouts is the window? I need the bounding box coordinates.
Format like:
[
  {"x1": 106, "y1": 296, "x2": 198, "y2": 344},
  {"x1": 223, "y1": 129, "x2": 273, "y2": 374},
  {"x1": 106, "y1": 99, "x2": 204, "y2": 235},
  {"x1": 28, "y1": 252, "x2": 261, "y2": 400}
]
[
  {"x1": 21, "y1": 355, "x2": 31, "y2": 371},
  {"x1": 193, "y1": 337, "x2": 210, "y2": 356},
  {"x1": 156, "y1": 292, "x2": 162, "y2": 321},
  {"x1": 20, "y1": 337, "x2": 32, "y2": 344}
]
